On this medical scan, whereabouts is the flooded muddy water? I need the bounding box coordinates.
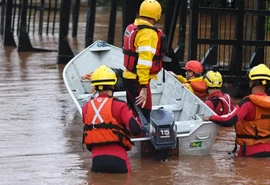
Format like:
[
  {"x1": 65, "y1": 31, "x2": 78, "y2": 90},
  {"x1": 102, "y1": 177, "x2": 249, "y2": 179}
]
[{"x1": 0, "y1": 7, "x2": 269, "y2": 185}]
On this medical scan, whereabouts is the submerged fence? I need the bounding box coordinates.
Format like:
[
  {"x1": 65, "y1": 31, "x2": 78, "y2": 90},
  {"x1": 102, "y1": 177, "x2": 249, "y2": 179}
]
[
  {"x1": 0, "y1": 0, "x2": 61, "y2": 50},
  {"x1": 1, "y1": 0, "x2": 270, "y2": 97}
]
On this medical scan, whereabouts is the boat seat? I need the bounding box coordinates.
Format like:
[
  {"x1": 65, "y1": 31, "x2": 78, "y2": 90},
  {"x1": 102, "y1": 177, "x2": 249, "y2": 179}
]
[
  {"x1": 114, "y1": 89, "x2": 162, "y2": 96},
  {"x1": 152, "y1": 104, "x2": 181, "y2": 112},
  {"x1": 175, "y1": 120, "x2": 201, "y2": 134},
  {"x1": 76, "y1": 89, "x2": 163, "y2": 105},
  {"x1": 114, "y1": 89, "x2": 162, "y2": 102}
]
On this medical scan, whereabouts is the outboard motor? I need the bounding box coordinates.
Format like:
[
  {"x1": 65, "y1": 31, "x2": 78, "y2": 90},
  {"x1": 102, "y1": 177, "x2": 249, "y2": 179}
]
[{"x1": 150, "y1": 107, "x2": 177, "y2": 150}]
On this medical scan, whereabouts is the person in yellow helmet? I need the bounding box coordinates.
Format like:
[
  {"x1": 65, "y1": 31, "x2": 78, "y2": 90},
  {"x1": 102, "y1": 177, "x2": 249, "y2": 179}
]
[
  {"x1": 122, "y1": 0, "x2": 166, "y2": 122},
  {"x1": 82, "y1": 65, "x2": 142, "y2": 173},
  {"x1": 169, "y1": 60, "x2": 207, "y2": 101},
  {"x1": 204, "y1": 64, "x2": 270, "y2": 157},
  {"x1": 204, "y1": 70, "x2": 234, "y2": 115}
]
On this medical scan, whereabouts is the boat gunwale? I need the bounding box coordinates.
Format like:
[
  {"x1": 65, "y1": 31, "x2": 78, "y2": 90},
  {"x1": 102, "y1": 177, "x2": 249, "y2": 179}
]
[{"x1": 62, "y1": 40, "x2": 218, "y2": 151}]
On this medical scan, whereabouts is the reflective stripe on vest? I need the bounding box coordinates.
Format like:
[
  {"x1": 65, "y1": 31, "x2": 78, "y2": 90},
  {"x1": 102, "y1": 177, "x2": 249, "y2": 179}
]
[
  {"x1": 90, "y1": 97, "x2": 108, "y2": 124},
  {"x1": 212, "y1": 93, "x2": 232, "y2": 115},
  {"x1": 83, "y1": 97, "x2": 133, "y2": 151},
  {"x1": 123, "y1": 24, "x2": 164, "y2": 74}
]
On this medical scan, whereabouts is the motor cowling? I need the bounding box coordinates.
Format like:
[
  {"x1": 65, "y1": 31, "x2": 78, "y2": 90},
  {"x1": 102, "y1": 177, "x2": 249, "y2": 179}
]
[{"x1": 150, "y1": 107, "x2": 177, "y2": 150}]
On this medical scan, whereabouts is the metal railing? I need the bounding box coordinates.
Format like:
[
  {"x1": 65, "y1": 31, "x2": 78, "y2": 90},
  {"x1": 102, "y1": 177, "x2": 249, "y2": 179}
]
[{"x1": 188, "y1": 0, "x2": 270, "y2": 76}]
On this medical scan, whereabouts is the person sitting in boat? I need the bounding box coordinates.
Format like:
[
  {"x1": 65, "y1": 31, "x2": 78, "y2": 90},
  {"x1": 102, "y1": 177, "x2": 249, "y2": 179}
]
[
  {"x1": 204, "y1": 70, "x2": 235, "y2": 115},
  {"x1": 168, "y1": 60, "x2": 207, "y2": 101},
  {"x1": 204, "y1": 64, "x2": 270, "y2": 157},
  {"x1": 122, "y1": 0, "x2": 166, "y2": 122},
  {"x1": 82, "y1": 65, "x2": 143, "y2": 173}
]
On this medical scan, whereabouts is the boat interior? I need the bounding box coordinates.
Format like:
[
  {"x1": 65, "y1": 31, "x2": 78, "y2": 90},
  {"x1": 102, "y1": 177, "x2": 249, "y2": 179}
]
[
  {"x1": 74, "y1": 72, "x2": 213, "y2": 136},
  {"x1": 64, "y1": 43, "x2": 215, "y2": 138},
  {"x1": 63, "y1": 41, "x2": 219, "y2": 155}
]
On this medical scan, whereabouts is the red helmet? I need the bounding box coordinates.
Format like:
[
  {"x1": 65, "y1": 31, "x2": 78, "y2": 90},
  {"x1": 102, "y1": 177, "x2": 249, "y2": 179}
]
[{"x1": 185, "y1": 60, "x2": 203, "y2": 74}]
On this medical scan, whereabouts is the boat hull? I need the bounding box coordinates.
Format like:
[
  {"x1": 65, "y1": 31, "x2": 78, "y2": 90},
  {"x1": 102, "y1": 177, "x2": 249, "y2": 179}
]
[{"x1": 63, "y1": 40, "x2": 218, "y2": 155}]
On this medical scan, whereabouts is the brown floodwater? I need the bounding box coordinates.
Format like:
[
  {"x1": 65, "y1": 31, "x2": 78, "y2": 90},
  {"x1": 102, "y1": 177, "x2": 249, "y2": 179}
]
[{"x1": 0, "y1": 7, "x2": 270, "y2": 185}]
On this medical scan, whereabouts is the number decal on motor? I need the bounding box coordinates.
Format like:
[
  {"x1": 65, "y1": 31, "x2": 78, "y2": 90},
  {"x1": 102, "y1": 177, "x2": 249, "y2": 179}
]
[{"x1": 160, "y1": 129, "x2": 170, "y2": 138}]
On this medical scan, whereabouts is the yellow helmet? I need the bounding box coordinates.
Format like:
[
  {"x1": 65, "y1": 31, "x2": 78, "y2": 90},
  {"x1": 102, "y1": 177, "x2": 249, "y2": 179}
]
[
  {"x1": 91, "y1": 65, "x2": 117, "y2": 87},
  {"x1": 139, "y1": 0, "x2": 162, "y2": 22},
  {"x1": 248, "y1": 64, "x2": 270, "y2": 83},
  {"x1": 204, "y1": 70, "x2": 223, "y2": 88}
]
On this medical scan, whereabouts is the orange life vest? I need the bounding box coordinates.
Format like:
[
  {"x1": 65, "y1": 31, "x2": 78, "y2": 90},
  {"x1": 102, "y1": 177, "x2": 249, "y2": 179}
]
[
  {"x1": 83, "y1": 97, "x2": 133, "y2": 151},
  {"x1": 189, "y1": 80, "x2": 207, "y2": 101},
  {"x1": 235, "y1": 94, "x2": 270, "y2": 146},
  {"x1": 123, "y1": 24, "x2": 166, "y2": 74}
]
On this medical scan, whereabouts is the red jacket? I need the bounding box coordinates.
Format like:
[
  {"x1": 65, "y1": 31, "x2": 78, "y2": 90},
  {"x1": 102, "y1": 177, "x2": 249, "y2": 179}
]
[
  {"x1": 210, "y1": 92, "x2": 270, "y2": 157},
  {"x1": 205, "y1": 90, "x2": 234, "y2": 115},
  {"x1": 82, "y1": 93, "x2": 142, "y2": 170}
]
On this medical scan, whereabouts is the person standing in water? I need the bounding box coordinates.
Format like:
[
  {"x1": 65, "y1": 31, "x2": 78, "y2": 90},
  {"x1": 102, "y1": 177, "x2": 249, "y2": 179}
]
[
  {"x1": 204, "y1": 64, "x2": 270, "y2": 157},
  {"x1": 82, "y1": 65, "x2": 142, "y2": 173},
  {"x1": 204, "y1": 70, "x2": 234, "y2": 115}
]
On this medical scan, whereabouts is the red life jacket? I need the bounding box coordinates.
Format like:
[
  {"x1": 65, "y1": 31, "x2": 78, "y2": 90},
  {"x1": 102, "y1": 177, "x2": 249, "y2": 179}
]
[
  {"x1": 123, "y1": 24, "x2": 166, "y2": 75},
  {"x1": 209, "y1": 93, "x2": 233, "y2": 115}
]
